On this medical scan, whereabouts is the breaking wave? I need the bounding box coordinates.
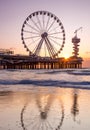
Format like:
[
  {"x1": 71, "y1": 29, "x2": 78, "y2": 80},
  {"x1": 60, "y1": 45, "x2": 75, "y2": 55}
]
[
  {"x1": 0, "y1": 79, "x2": 90, "y2": 89},
  {"x1": 0, "y1": 69, "x2": 90, "y2": 90},
  {"x1": 39, "y1": 69, "x2": 90, "y2": 76}
]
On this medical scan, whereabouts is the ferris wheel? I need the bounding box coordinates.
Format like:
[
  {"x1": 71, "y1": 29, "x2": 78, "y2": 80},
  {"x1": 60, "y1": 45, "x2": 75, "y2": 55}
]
[
  {"x1": 21, "y1": 11, "x2": 65, "y2": 58},
  {"x1": 20, "y1": 97, "x2": 64, "y2": 130}
]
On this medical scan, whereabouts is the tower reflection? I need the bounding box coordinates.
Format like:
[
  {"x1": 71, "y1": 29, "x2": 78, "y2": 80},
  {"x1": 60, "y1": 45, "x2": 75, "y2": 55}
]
[
  {"x1": 71, "y1": 89, "x2": 79, "y2": 122},
  {"x1": 20, "y1": 90, "x2": 64, "y2": 130}
]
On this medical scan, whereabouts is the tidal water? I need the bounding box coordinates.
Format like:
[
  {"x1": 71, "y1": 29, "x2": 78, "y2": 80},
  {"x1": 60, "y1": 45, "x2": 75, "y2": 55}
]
[{"x1": 0, "y1": 69, "x2": 90, "y2": 130}]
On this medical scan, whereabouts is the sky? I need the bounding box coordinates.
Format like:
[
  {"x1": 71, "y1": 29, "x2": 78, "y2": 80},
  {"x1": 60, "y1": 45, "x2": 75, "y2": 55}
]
[{"x1": 0, "y1": 0, "x2": 90, "y2": 67}]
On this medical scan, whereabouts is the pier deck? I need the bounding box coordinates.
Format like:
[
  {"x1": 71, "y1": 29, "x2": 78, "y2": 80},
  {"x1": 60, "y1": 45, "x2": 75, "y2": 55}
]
[{"x1": 0, "y1": 55, "x2": 83, "y2": 69}]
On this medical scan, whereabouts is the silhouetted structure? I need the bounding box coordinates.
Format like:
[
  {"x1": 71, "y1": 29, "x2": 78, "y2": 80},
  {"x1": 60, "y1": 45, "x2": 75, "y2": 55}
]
[
  {"x1": 0, "y1": 11, "x2": 83, "y2": 69},
  {"x1": 72, "y1": 27, "x2": 82, "y2": 57},
  {"x1": 21, "y1": 11, "x2": 65, "y2": 58},
  {"x1": 0, "y1": 54, "x2": 83, "y2": 69}
]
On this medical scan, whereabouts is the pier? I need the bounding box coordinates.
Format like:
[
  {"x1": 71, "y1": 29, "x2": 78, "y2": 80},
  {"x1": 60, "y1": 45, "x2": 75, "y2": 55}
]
[{"x1": 0, "y1": 55, "x2": 83, "y2": 69}]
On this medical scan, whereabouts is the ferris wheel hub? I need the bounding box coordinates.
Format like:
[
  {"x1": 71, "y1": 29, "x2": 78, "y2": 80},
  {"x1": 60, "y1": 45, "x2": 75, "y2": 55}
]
[
  {"x1": 41, "y1": 32, "x2": 48, "y2": 39},
  {"x1": 41, "y1": 111, "x2": 47, "y2": 119}
]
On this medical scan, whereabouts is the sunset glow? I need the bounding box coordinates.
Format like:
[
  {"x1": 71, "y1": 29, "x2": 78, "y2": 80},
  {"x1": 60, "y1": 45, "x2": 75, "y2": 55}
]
[
  {"x1": 63, "y1": 54, "x2": 70, "y2": 59},
  {"x1": 0, "y1": 0, "x2": 90, "y2": 67}
]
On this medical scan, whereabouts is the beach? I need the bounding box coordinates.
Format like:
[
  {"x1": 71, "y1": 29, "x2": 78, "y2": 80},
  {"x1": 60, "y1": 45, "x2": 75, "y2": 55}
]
[{"x1": 0, "y1": 69, "x2": 90, "y2": 130}]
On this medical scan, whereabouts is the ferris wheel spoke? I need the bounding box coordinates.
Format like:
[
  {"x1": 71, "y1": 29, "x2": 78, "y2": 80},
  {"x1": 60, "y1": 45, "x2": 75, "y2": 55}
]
[
  {"x1": 45, "y1": 37, "x2": 56, "y2": 57},
  {"x1": 24, "y1": 36, "x2": 40, "y2": 39},
  {"x1": 42, "y1": 122, "x2": 46, "y2": 130},
  {"x1": 36, "y1": 117, "x2": 42, "y2": 130},
  {"x1": 33, "y1": 38, "x2": 44, "y2": 55},
  {"x1": 30, "y1": 18, "x2": 41, "y2": 31},
  {"x1": 48, "y1": 37, "x2": 62, "y2": 46},
  {"x1": 45, "y1": 15, "x2": 50, "y2": 30},
  {"x1": 45, "y1": 38, "x2": 52, "y2": 57},
  {"x1": 31, "y1": 119, "x2": 40, "y2": 129},
  {"x1": 26, "y1": 22, "x2": 40, "y2": 33},
  {"x1": 25, "y1": 113, "x2": 39, "y2": 122},
  {"x1": 48, "y1": 31, "x2": 62, "y2": 35},
  {"x1": 36, "y1": 15, "x2": 42, "y2": 30},
  {"x1": 47, "y1": 20, "x2": 55, "y2": 32},
  {"x1": 48, "y1": 25, "x2": 60, "y2": 33},
  {"x1": 46, "y1": 120, "x2": 53, "y2": 130},
  {"x1": 44, "y1": 121, "x2": 49, "y2": 130},
  {"x1": 23, "y1": 30, "x2": 39, "y2": 35},
  {"x1": 42, "y1": 13, "x2": 45, "y2": 30},
  {"x1": 27, "y1": 37, "x2": 41, "y2": 46},
  {"x1": 47, "y1": 38, "x2": 58, "y2": 54},
  {"x1": 44, "y1": 42, "x2": 47, "y2": 57},
  {"x1": 25, "y1": 116, "x2": 38, "y2": 127},
  {"x1": 39, "y1": 121, "x2": 43, "y2": 130},
  {"x1": 49, "y1": 35, "x2": 63, "y2": 40},
  {"x1": 37, "y1": 121, "x2": 42, "y2": 130}
]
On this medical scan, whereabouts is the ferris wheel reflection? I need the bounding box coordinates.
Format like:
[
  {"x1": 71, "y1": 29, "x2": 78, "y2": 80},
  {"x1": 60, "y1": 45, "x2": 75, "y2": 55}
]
[{"x1": 20, "y1": 93, "x2": 64, "y2": 130}]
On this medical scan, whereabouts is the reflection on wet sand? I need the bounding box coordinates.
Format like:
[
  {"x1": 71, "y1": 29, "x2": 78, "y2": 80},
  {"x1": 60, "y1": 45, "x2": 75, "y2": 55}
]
[
  {"x1": 20, "y1": 92, "x2": 64, "y2": 130},
  {"x1": 71, "y1": 89, "x2": 79, "y2": 122},
  {"x1": 0, "y1": 87, "x2": 90, "y2": 130}
]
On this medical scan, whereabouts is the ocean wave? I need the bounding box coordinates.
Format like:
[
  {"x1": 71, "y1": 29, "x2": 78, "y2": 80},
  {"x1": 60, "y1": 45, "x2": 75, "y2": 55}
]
[
  {"x1": 67, "y1": 72, "x2": 90, "y2": 76},
  {"x1": 37, "y1": 69, "x2": 90, "y2": 76},
  {"x1": 0, "y1": 79, "x2": 90, "y2": 88},
  {"x1": 0, "y1": 69, "x2": 90, "y2": 90}
]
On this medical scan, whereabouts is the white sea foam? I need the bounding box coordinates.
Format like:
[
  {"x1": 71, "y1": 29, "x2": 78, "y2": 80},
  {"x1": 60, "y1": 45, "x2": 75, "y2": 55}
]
[{"x1": 0, "y1": 69, "x2": 90, "y2": 90}]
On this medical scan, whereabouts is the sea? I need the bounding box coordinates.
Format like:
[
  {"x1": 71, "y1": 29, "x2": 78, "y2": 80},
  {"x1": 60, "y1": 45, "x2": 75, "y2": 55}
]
[{"x1": 0, "y1": 68, "x2": 90, "y2": 130}]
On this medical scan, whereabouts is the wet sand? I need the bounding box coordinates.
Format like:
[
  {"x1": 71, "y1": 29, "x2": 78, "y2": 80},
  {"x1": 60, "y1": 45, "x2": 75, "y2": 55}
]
[{"x1": 0, "y1": 87, "x2": 90, "y2": 130}]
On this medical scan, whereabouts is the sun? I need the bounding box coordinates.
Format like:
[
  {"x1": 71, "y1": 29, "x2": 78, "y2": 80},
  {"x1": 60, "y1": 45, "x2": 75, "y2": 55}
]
[{"x1": 64, "y1": 54, "x2": 70, "y2": 59}]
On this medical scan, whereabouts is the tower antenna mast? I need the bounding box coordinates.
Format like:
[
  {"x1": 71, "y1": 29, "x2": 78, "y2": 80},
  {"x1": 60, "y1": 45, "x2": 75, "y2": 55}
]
[{"x1": 74, "y1": 27, "x2": 82, "y2": 37}]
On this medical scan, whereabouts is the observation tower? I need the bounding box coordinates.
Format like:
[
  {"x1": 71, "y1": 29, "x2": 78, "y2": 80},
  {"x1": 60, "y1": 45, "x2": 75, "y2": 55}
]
[
  {"x1": 68, "y1": 27, "x2": 83, "y2": 68},
  {"x1": 72, "y1": 27, "x2": 82, "y2": 57}
]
